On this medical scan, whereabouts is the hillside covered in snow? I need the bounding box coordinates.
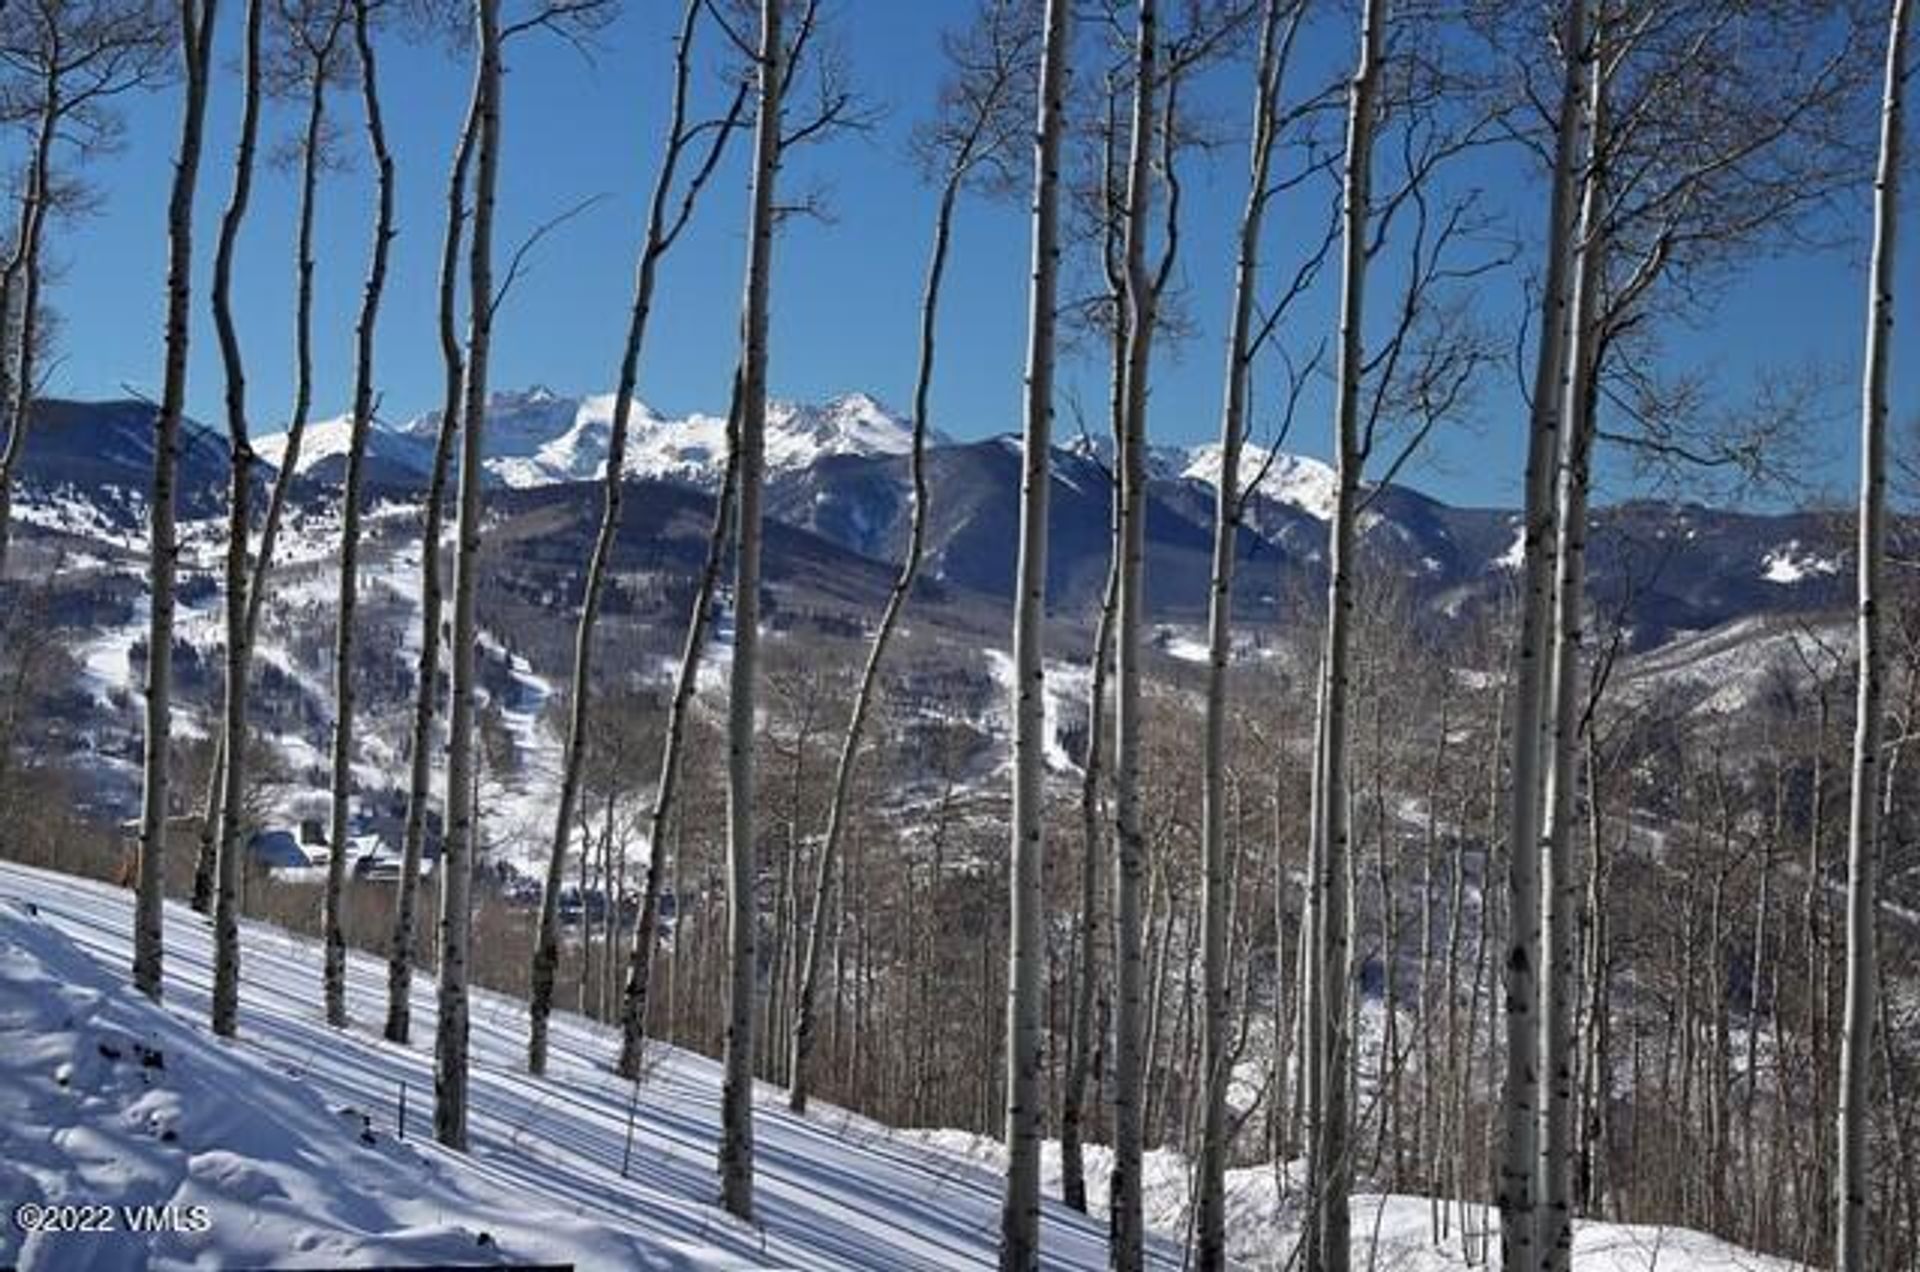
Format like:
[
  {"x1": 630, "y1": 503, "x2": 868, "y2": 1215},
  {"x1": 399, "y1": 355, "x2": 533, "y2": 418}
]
[{"x1": 0, "y1": 862, "x2": 1807, "y2": 1271}]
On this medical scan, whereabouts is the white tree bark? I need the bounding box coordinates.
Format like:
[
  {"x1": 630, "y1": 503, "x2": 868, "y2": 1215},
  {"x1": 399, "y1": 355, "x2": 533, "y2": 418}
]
[
  {"x1": 208, "y1": 0, "x2": 264, "y2": 1041},
  {"x1": 324, "y1": 0, "x2": 395, "y2": 1031},
  {"x1": 1065, "y1": 79, "x2": 1130, "y2": 1217},
  {"x1": 528, "y1": 0, "x2": 740, "y2": 1075},
  {"x1": 1499, "y1": 1, "x2": 1586, "y2": 1264},
  {"x1": 435, "y1": 0, "x2": 500, "y2": 1153},
  {"x1": 1000, "y1": 0, "x2": 1068, "y2": 1265},
  {"x1": 1837, "y1": 1, "x2": 1908, "y2": 1264},
  {"x1": 386, "y1": 70, "x2": 479, "y2": 1047},
  {"x1": 1537, "y1": 19, "x2": 1604, "y2": 1265},
  {"x1": 1111, "y1": 6, "x2": 1159, "y2": 1267},
  {"x1": 788, "y1": 177, "x2": 948, "y2": 1114},
  {"x1": 718, "y1": 0, "x2": 782, "y2": 1222},
  {"x1": 133, "y1": 0, "x2": 217, "y2": 1002},
  {"x1": 614, "y1": 371, "x2": 739, "y2": 1077},
  {"x1": 0, "y1": 34, "x2": 59, "y2": 580},
  {"x1": 191, "y1": 16, "x2": 342, "y2": 919},
  {"x1": 1305, "y1": 4, "x2": 1382, "y2": 1266},
  {"x1": 1196, "y1": 3, "x2": 1287, "y2": 1265},
  {"x1": 790, "y1": 0, "x2": 1021, "y2": 1115}
]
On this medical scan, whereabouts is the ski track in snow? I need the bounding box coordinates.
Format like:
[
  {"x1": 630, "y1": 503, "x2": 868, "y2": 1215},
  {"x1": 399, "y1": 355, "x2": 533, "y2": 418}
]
[{"x1": 982, "y1": 648, "x2": 1084, "y2": 776}]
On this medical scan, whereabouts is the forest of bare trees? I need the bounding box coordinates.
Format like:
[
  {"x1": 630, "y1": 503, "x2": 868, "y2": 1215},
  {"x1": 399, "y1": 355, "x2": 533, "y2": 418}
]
[{"x1": 0, "y1": 0, "x2": 1913, "y2": 1268}]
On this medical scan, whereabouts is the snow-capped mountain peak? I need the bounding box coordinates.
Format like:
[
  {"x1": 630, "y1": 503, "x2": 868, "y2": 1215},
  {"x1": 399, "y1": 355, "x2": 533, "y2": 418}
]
[
  {"x1": 1181, "y1": 443, "x2": 1338, "y2": 520},
  {"x1": 260, "y1": 388, "x2": 1344, "y2": 515},
  {"x1": 765, "y1": 392, "x2": 928, "y2": 468},
  {"x1": 269, "y1": 388, "x2": 933, "y2": 491}
]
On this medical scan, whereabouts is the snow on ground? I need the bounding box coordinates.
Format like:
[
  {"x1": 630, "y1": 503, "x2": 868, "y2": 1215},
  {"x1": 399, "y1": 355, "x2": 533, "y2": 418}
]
[
  {"x1": 1760, "y1": 541, "x2": 1842, "y2": 585},
  {"x1": 75, "y1": 605, "x2": 144, "y2": 710},
  {"x1": 11, "y1": 486, "x2": 148, "y2": 552},
  {"x1": 983, "y1": 649, "x2": 1086, "y2": 775},
  {"x1": 0, "y1": 892, "x2": 729, "y2": 1271},
  {"x1": 1161, "y1": 631, "x2": 1211, "y2": 665},
  {"x1": 473, "y1": 629, "x2": 566, "y2": 867},
  {"x1": 1618, "y1": 614, "x2": 1848, "y2": 716},
  {"x1": 906, "y1": 1130, "x2": 1804, "y2": 1272},
  {"x1": 1153, "y1": 626, "x2": 1278, "y2": 668},
  {"x1": 1182, "y1": 446, "x2": 1339, "y2": 521},
  {"x1": 1495, "y1": 522, "x2": 1527, "y2": 572},
  {"x1": 0, "y1": 861, "x2": 1168, "y2": 1270}
]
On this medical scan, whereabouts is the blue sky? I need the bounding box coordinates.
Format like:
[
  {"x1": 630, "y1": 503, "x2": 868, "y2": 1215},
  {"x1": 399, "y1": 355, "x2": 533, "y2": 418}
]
[{"x1": 28, "y1": 0, "x2": 1918, "y2": 510}]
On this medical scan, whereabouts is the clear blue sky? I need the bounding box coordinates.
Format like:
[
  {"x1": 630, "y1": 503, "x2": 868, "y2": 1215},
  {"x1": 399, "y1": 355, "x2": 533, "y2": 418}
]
[{"x1": 29, "y1": 0, "x2": 1918, "y2": 510}]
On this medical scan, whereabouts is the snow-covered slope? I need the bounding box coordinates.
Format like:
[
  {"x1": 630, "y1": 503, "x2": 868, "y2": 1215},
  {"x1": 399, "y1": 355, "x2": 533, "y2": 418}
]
[
  {"x1": 503, "y1": 392, "x2": 925, "y2": 488},
  {"x1": 1181, "y1": 444, "x2": 1339, "y2": 520},
  {"x1": 0, "y1": 861, "x2": 1811, "y2": 1271},
  {"x1": 1063, "y1": 434, "x2": 1340, "y2": 521},
  {"x1": 253, "y1": 388, "x2": 933, "y2": 491},
  {"x1": 253, "y1": 413, "x2": 440, "y2": 487},
  {"x1": 337, "y1": 387, "x2": 937, "y2": 490},
  {"x1": 913, "y1": 1132, "x2": 1809, "y2": 1272},
  {"x1": 0, "y1": 862, "x2": 1163, "y2": 1270}
]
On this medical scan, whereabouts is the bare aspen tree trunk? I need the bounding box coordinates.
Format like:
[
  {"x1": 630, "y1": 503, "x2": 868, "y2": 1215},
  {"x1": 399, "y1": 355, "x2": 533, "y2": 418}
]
[
  {"x1": 1837, "y1": 1, "x2": 1908, "y2": 1263},
  {"x1": 1499, "y1": 0, "x2": 1586, "y2": 1261},
  {"x1": 191, "y1": 16, "x2": 342, "y2": 918},
  {"x1": 323, "y1": 0, "x2": 395, "y2": 1030},
  {"x1": 436, "y1": 0, "x2": 501, "y2": 1153},
  {"x1": 1065, "y1": 84, "x2": 1129, "y2": 1211},
  {"x1": 718, "y1": 0, "x2": 782, "y2": 1222},
  {"x1": 791, "y1": 0, "x2": 1021, "y2": 1113},
  {"x1": 529, "y1": 0, "x2": 738, "y2": 1075},
  {"x1": 790, "y1": 188, "x2": 944, "y2": 1110},
  {"x1": 1745, "y1": 819, "x2": 1774, "y2": 1231},
  {"x1": 0, "y1": 45, "x2": 59, "y2": 579},
  {"x1": 1537, "y1": 21, "x2": 1603, "y2": 1265},
  {"x1": 208, "y1": 0, "x2": 265, "y2": 1041},
  {"x1": 615, "y1": 375, "x2": 739, "y2": 1077},
  {"x1": 1303, "y1": 685, "x2": 1326, "y2": 1272},
  {"x1": 386, "y1": 74, "x2": 479, "y2": 1047},
  {"x1": 1061, "y1": 561, "x2": 1113, "y2": 1211},
  {"x1": 1111, "y1": 4, "x2": 1159, "y2": 1265},
  {"x1": 1305, "y1": 5, "x2": 1382, "y2": 1265},
  {"x1": 1420, "y1": 687, "x2": 1450, "y2": 1235},
  {"x1": 134, "y1": 0, "x2": 217, "y2": 1001},
  {"x1": 1196, "y1": 3, "x2": 1287, "y2": 1265},
  {"x1": 1802, "y1": 676, "x2": 1833, "y2": 1253},
  {"x1": 1578, "y1": 730, "x2": 1611, "y2": 1219},
  {"x1": 1000, "y1": 0, "x2": 1067, "y2": 1264}
]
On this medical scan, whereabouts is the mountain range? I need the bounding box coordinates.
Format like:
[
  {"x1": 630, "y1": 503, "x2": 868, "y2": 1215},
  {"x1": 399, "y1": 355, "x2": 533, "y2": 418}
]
[{"x1": 10, "y1": 390, "x2": 1851, "y2": 647}]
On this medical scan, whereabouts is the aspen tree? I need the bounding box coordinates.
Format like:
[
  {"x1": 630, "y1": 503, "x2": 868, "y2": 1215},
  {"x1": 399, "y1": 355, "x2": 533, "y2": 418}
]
[
  {"x1": 0, "y1": 0, "x2": 165, "y2": 575},
  {"x1": 1498, "y1": 0, "x2": 1586, "y2": 1261},
  {"x1": 322, "y1": 0, "x2": 395, "y2": 1029},
  {"x1": 1303, "y1": 3, "x2": 1383, "y2": 1265},
  {"x1": 386, "y1": 53, "x2": 479, "y2": 1047},
  {"x1": 435, "y1": 0, "x2": 501, "y2": 1152},
  {"x1": 1837, "y1": 1, "x2": 1909, "y2": 1264},
  {"x1": 1196, "y1": 2, "x2": 1291, "y2": 1264},
  {"x1": 717, "y1": 0, "x2": 782, "y2": 1221},
  {"x1": 1537, "y1": 13, "x2": 1603, "y2": 1262},
  {"x1": 133, "y1": 0, "x2": 218, "y2": 1001},
  {"x1": 190, "y1": 0, "x2": 350, "y2": 919},
  {"x1": 528, "y1": 0, "x2": 743, "y2": 1077},
  {"x1": 789, "y1": 0, "x2": 1029, "y2": 1118},
  {"x1": 614, "y1": 372, "x2": 739, "y2": 1077},
  {"x1": 1000, "y1": 0, "x2": 1068, "y2": 1263},
  {"x1": 209, "y1": 0, "x2": 265, "y2": 1041}
]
